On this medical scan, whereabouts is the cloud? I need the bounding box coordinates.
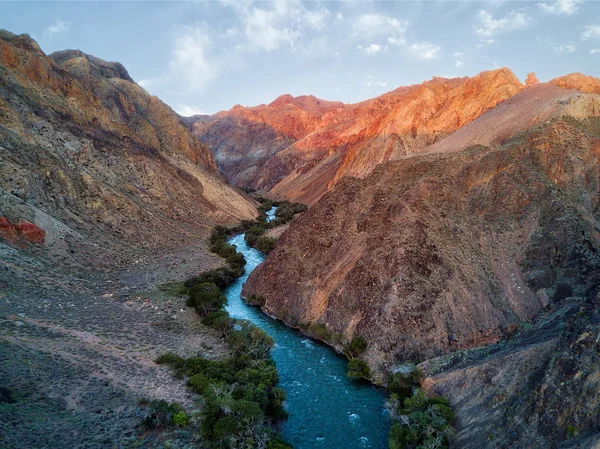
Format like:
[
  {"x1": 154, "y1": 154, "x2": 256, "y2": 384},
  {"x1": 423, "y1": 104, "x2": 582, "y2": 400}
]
[
  {"x1": 582, "y1": 24, "x2": 600, "y2": 41},
  {"x1": 170, "y1": 24, "x2": 217, "y2": 91},
  {"x1": 475, "y1": 10, "x2": 534, "y2": 37},
  {"x1": 456, "y1": 60, "x2": 465, "y2": 68},
  {"x1": 591, "y1": 49, "x2": 600, "y2": 54},
  {"x1": 224, "y1": 0, "x2": 331, "y2": 52},
  {"x1": 365, "y1": 76, "x2": 387, "y2": 89},
  {"x1": 175, "y1": 104, "x2": 206, "y2": 116},
  {"x1": 353, "y1": 14, "x2": 408, "y2": 39},
  {"x1": 538, "y1": 0, "x2": 582, "y2": 15},
  {"x1": 553, "y1": 43, "x2": 577, "y2": 53},
  {"x1": 43, "y1": 20, "x2": 71, "y2": 38},
  {"x1": 357, "y1": 44, "x2": 385, "y2": 55},
  {"x1": 388, "y1": 36, "x2": 407, "y2": 46},
  {"x1": 407, "y1": 42, "x2": 441, "y2": 60},
  {"x1": 453, "y1": 52, "x2": 463, "y2": 57}
]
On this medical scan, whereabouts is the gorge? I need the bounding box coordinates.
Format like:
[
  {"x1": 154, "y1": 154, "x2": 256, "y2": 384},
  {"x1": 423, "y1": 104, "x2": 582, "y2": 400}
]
[{"x1": 1, "y1": 24, "x2": 600, "y2": 449}]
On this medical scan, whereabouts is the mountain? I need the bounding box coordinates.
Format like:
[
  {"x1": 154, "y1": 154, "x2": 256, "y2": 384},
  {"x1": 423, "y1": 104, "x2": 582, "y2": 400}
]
[
  {"x1": 0, "y1": 30, "x2": 256, "y2": 294},
  {"x1": 194, "y1": 68, "x2": 525, "y2": 204},
  {"x1": 192, "y1": 94, "x2": 343, "y2": 188},
  {"x1": 0, "y1": 32, "x2": 259, "y2": 448},
  {"x1": 242, "y1": 84, "x2": 600, "y2": 447}
]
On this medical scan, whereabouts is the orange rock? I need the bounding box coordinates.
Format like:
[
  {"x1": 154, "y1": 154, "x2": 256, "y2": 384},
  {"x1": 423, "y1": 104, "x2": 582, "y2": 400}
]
[
  {"x1": 526, "y1": 72, "x2": 539, "y2": 86},
  {"x1": 549, "y1": 73, "x2": 600, "y2": 94}
]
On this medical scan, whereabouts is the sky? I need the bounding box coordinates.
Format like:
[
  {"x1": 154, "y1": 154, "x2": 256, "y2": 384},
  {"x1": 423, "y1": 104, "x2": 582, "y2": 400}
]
[{"x1": 2, "y1": 0, "x2": 600, "y2": 115}]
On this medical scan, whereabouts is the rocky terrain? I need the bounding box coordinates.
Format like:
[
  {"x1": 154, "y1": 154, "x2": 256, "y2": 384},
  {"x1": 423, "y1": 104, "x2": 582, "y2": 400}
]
[
  {"x1": 243, "y1": 84, "x2": 600, "y2": 447},
  {"x1": 195, "y1": 70, "x2": 600, "y2": 207},
  {"x1": 0, "y1": 30, "x2": 256, "y2": 448},
  {"x1": 195, "y1": 69, "x2": 526, "y2": 204}
]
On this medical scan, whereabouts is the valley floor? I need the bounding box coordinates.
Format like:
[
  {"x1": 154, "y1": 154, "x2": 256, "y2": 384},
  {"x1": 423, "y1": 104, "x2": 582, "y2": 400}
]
[{"x1": 0, "y1": 240, "x2": 227, "y2": 449}]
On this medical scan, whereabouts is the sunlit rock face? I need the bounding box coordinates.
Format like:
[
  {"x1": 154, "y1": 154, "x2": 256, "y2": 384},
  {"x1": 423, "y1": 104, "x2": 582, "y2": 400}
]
[
  {"x1": 196, "y1": 68, "x2": 525, "y2": 203},
  {"x1": 0, "y1": 30, "x2": 256, "y2": 276}
]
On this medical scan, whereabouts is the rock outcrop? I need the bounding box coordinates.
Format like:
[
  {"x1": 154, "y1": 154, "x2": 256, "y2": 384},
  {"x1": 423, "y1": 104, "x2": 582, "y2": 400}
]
[
  {"x1": 526, "y1": 72, "x2": 540, "y2": 85},
  {"x1": 243, "y1": 86, "x2": 600, "y2": 447}
]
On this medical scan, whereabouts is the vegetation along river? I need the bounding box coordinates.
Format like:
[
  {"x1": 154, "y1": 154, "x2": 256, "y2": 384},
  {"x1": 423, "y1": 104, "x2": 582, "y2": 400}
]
[{"x1": 225, "y1": 208, "x2": 390, "y2": 449}]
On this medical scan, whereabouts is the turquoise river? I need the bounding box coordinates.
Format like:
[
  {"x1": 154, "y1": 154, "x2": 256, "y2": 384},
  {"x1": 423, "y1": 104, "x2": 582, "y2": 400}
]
[{"x1": 224, "y1": 208, "x2": 390, "y2": 449}]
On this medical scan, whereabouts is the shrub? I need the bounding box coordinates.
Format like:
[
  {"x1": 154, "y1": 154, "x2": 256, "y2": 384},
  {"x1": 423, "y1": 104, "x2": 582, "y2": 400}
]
[
  {"x1": 247, "y1": 294, "x2": 266, "y2": 307},
  {"x1": 188, "y1": 282, "x2": 227, "y2": 316},
  {"x1": 345, "y1": 337, "x2": 368, "y2": 357},
  {"x1": 202, "y1": 310, "x2": 232, "y2": 335},
  {"x1": 173, "y1": 411, "x2": 188, "y2": 427},
  {"x1": 255, "y1": 235, "x2": 277, "y2": 254},
  {"x1": 388, "y1": 366, "x2": 424, "y2": 401},
  {"x1": 388, "y1": 388, "x2": 454, "y2": 449},
  {"x1": 307, "y1": 322, "x2": 331, "y2": 341},
  {"x1": 245, "y1": 226, "x2": 266, "y2": 246},
  {"x1": 347, "y1": 358, "x2": 371, "y2": 380},
  {"x1": 141, "y1": 400, "x2": 186, "y2": 430}
]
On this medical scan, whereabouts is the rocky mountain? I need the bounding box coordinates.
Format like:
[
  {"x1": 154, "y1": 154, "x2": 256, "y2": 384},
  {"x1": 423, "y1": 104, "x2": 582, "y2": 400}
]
[
  {"x1": 0, "y1": 30, "x2": 256, "y2": 294},
  {"x1": 0, "y1": 32, "x2": 259, "y2": 448},
  {"x1": 243, "y1": 84, "x2": 600, "y2": 447},
  {"x1": 192, "y1": 94, "x2": 343, "y2": 189},
  {"x1": 194, "y1": 68, "x2": 526, "y2": 204}
]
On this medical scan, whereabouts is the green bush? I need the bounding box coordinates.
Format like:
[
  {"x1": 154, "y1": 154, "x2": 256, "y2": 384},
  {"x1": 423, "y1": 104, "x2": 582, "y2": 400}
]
[
  {"x1": 388, "y1": 366, "x2": 424, "y2": 401},
  {"x1": 185, "y1": 267, "x2": 239, "y2": 290},
  {"x1": 307, "y1": 322, "x2": 331, "y2": 340},
  {"x1": 202, "y1": 310, "x2": 232, "y2": 335},
  {"x1": 141, "y1": 400, "x2": 187, "y2": 430},
  {"x1": 388, "y1": 388, "x2": 454, "y2": 449},
  {"x1": 245, "y1": 225, "x2": 266, "y2": 246},
  {"x1": 173, "y1": 411, "x2": 188, "y2": 427},
  {"x1": 347, "y1": 358, "x2": 371, "y2": 380},
  {"x1": 345, "y1": 337, "x2": 368, "y2": 357},
  {"x1": 255, "y1": 235, "x2": 277, "y2": 254},
  {"x1": 188, "y1": 282, "x2": 227, "y2": 316}
]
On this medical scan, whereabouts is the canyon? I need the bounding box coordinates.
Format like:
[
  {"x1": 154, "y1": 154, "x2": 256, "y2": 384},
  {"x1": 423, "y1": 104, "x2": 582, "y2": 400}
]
[{"x1": 2, "y1": 26, "x2": 600, "y2": 449}]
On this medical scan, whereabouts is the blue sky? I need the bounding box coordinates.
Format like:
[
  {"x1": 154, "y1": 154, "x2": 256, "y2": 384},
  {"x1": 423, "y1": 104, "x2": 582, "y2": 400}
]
[{"x1": 2, "y1": 1, "x2": 600, "y2": 115}]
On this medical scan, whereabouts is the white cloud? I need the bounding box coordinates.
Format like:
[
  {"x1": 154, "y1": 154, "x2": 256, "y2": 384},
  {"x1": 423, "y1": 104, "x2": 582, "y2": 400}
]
[
  {"x1": 365, "y1": 76, "x2": 387, "y2": 89},
  {"x1": 407, "y1": 42, "x2": 441, "y2": 60},
  {"x1": 582, "y1": 24, "x2": 600, "y2": 41},
  {"x1": 170, "y1": 24, "x2": 217, "y2": 91},
  {"x1": 453, "y1": 52, "x2": 463, "y2": 57},
  {"x1": 353, "y1": 14, "x2": 408, "y2": 39},
  {"x1": 456, "y1": 60, "x2": 464, "y2": 68},
  {"x1": 538, "y1": 0, "x2": 582, "y2": 16},
  {"x1": 43, "y1": 20, "x2": 71, "y2": 38},
  {"x1": 357, "y1": 44, "x2": 385, "y2": 55},
  {"x1": 591, "y1": 48, "x2": 600, "y2": 54},
  {"x1": 175, "y1": 104, "x2": 206, "y2": 116},
  {"x1": 475, "y1": 10, "x2": 534, "y2": 37},
  {"x1": 224, "y1": 1, "x2": 331, "y2": 52},
  {"x1": 553, "y1": 44, "x2": 577, "y2": 53},
  {"x1": 388, "y1": 36, "x2": 407, "y2": 46}
]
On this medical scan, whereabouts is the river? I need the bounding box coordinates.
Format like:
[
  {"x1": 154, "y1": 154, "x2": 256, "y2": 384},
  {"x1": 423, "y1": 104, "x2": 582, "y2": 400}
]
[{"x1": 224, "y1": 208, "x2": 390, "y2": 449}]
